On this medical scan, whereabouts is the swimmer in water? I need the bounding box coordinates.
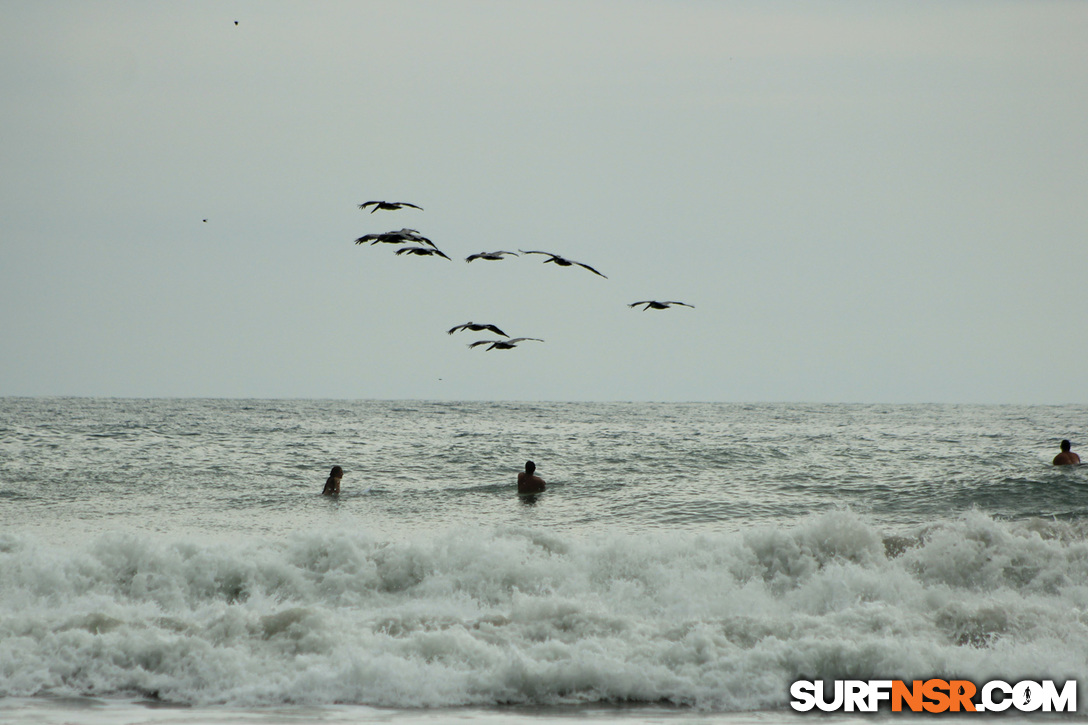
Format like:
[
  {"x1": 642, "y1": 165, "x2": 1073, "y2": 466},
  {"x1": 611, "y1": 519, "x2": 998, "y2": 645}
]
[
  {"x1": 1053, "y1": 440, "x2": 1081, "y2": 466},
  {"x1": 322, "y1": 465, "x2": 343, "y2": 495},
  {"x1": 517, "y1": 460, "x2": 545, "y2": 494}
]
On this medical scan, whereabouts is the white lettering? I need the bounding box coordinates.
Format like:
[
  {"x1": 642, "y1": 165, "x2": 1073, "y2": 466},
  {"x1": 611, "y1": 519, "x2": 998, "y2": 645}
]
[
  {"x1": 1041, "y1": 680, "x2": 1077, "y2": 712},
  {"x1": 1013, "y1": 681, "x2": 1042, "y2": 712},
  {"x1": 867, "y1": 680, "x2": 893, "y2": 711},
  {"x1": 789, "y1": 680, "x2": 816, "y2": 712},
  {"x1": 981, "y1": 680, "x2": 1013, "y2": 712},
  {"x1": 815, "y1": 680, "x2": 844, "y2": 712},
  {"x1": 844, "y1": 680, "x2": 869, "y2": 712}
]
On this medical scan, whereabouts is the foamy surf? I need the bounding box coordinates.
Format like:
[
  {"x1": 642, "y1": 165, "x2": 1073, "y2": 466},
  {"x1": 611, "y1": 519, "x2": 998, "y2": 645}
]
[
  {"x1": 0, "y1": 697, "x2": 988, "y2": 725},
  {"x1": 1, "y1": 510, "x2": 1084, "y2": 713}
]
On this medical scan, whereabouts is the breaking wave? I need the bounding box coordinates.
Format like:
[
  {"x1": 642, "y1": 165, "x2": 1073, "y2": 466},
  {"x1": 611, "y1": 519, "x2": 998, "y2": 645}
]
[{"x1": 1, "y1": 510, "x2": 1085, "y2": 712}]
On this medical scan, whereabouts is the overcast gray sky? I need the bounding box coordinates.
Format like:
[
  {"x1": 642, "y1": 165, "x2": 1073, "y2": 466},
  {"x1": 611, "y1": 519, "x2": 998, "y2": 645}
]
[{"x1": 2, "y1": 1, "x2": 1085, "y2": 403}]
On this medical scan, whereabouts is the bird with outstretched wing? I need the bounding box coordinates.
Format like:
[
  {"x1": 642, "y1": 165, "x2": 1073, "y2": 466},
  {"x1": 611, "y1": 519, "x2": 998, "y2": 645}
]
[
  {"x1": 628, "y1": 300, "x2": 694, "y2": 311},
  {"x1": 468, "y1": 337, "x2": 544, "y2": 350},
  {"x1": 395, "y1": 246, "x2": 450, "y2": 260},
  {"x1": 358, "y1": 201, "x2": 423, "y2": 213},
  {"x1": 520, "y1": 250, "x2": 607, "y2": 279},
  {"x1": 465, "y1": 251, "x2": 519, "y2": 263},
  {"x1": 448, "y1": 322, "x2": 509, "y2": 337},
  {"x1": 355, "y1": 229, "x2": 435, "y2": 248}
]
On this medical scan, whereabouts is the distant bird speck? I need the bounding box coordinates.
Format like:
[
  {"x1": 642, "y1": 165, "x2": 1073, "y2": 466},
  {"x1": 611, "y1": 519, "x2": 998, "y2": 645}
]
[
  {"x1": 465, "y1": 251, "x2": 519, "y2": 263},
  {"x1": 628, "y1": 300, "x2": 694, "y2": 311},
  {"x1": 468, "y1": 337, "x2": 544, "y2": 351},
  {"x1": 395, "y1": 246, "x2": 450, "y2": 260},
  {"x1": 202, "y1": 219, "x2": 207, "y2": 223},
  {"x1": 448, "y1": 322, "x2": 509, "y2": 337},
  {"x1": 520, "y1": 250, "x2": 607, "y2": 278},
  {"x1": 358, "y1": 201, "x2": 423, "y2": 213}
]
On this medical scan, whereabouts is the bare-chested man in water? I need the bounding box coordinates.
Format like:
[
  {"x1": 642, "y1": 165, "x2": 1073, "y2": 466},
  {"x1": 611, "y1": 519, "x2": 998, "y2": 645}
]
[
  {"x1": 517, "y1": 460, "x2": 546, "y2": 494},
  {"x1": 1053, "y1": 440, "x2": 1081, "y2": 466}
]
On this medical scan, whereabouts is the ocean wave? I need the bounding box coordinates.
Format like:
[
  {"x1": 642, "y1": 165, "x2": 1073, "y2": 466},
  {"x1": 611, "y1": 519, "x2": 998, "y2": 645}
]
[{"x1": 0, "y1": 511, "x2": 1085, "y2": 711}]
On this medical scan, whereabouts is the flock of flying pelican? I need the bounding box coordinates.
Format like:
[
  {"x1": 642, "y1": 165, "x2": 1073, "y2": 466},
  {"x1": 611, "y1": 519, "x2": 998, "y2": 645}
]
[{"x1": 354, "y1": 200, "x2": 693, "y2": 351}]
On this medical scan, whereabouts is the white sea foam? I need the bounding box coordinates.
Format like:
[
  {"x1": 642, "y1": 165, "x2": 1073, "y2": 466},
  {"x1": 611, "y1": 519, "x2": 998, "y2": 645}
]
[{"x1": 1, "y1": 510, "x2": 1085, "y2": 712}]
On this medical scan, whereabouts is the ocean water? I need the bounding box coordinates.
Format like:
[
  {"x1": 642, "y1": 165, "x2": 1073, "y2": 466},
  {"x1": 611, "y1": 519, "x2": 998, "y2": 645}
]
[{"x1": 1, "y1": 398, "x2": 1086, "y2": 724}]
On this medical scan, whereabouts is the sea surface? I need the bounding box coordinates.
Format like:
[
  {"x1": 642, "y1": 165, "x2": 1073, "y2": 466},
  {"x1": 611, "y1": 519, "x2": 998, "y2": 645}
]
[{"x1": 1, "y1": 398, "x2": 1086, "y2": 724}]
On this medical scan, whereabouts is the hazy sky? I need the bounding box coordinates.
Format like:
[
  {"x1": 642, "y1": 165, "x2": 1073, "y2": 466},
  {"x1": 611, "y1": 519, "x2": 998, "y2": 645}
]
[{"x1": 2, "y1": 2, "x2": 1085, "y2": 403}]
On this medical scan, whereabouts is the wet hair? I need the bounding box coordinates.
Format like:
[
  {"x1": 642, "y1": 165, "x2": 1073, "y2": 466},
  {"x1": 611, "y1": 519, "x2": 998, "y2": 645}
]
[
  {"x1": 1061, "y1": 440, "x2": 1072, "y2": 451},
  {"x1": 525, "y1": 460, "x2": 536, "y2": 474},
  {"x1": 330, "y1": 465, "x2": 343, "y2": 477}
]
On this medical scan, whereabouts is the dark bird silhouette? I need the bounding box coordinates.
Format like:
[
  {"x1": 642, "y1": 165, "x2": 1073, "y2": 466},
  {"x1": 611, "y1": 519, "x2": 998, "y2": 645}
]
[
  {"x1": 395, "y1": 246, "x2": 450, "y2": 260},
  {"x1": 202, "y1": 219, "x2": 207, "y2": 223},
  {"x1": 628, "y1": 300, "x2": 694, "y2": 311},
  {"x1": 358, "y1": 201, "x2": 423, "y2": 213},
  {"x1": 465, "y1": 251, "x2": 519, "y2": 263},
  {"x1": 355, "y1": 228, "x2": 435, "y2": 248},
  {"x1": 468, "y1": 337, "x2": 544, "y2": 350},
  {"x1": 448, "y1": 322, "x2": 509, "y2": 337},
  {"x1": 520, "y1": 250, "x2": 607, "y2": 278}
]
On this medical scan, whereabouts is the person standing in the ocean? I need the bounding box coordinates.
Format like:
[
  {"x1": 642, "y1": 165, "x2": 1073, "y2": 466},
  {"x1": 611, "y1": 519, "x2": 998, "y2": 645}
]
[
  {"x1": 322, "y1": 465, "x2": 343, "y2": 495},
  {"x1": 517, "y1": 460, "x2": 545, "y2": 494},
  {"x1": 1053, "y1": 440, "x2": 1081, "y2": 466}
]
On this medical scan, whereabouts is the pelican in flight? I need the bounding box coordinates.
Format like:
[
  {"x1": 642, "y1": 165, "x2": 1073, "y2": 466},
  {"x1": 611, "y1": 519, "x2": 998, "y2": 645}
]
[
  {"x1": 448, "y1": 322, "x2": 509, "y2": 337},
  {"x1": 628, "y1": 300, "x2": 694, "y2": 311},
  {"x1": 465, "y1": 251, "x2": 519, "y2": 263},
  {"x1": 358, "y1": 201, "x2": 423, "y2": 213},
  {"x1": 395, "y1": 246, "x2": 450, "y2": 260},
  {"x1": 519, "y1": 250, "x2": 607, "y2": 278},
  {"x1": 355, "y1": 228, "x2": 435, "y2": 248},
  {"x1": 469, "y1": 337, "x2": 544, "y2": 351}
]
